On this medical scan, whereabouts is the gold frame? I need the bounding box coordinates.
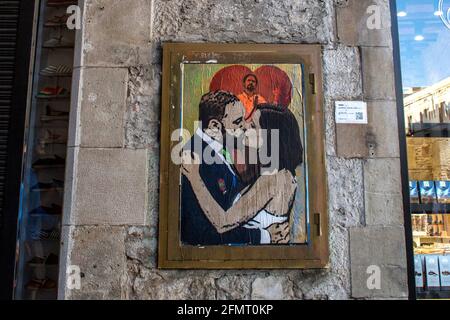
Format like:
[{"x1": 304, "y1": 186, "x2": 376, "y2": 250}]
[{"x1": 158, "y1": 43, "x2": 328, "y2": 269}]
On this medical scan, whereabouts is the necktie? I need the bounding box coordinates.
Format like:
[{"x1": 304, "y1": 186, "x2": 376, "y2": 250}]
[{"x1": 221, "y1": 148, "x2": 234, "y2": 165}]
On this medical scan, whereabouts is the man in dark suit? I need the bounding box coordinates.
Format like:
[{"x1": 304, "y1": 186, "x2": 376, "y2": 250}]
[{"x1": 180, "y1": 91, "x2": 261, "y2": 245}]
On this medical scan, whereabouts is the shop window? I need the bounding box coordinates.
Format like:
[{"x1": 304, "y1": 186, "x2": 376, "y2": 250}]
[
  {"x1": 13, "y1": 0, "x2": 77, "y2": 300},
  {"x1": 397, "y1": 0, "x2": 450, "y2": 299}
]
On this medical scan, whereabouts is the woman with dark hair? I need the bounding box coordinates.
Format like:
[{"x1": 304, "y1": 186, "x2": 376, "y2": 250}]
[
  {"x1": 182, "y1": 104, "x2": 303, "y2": 244},
  {"x1": 239, "y1": 104, "x2": 303, "y2": 243},
  {"x1": 255, "y1": 104, "x2": 303, "y2": 175}
]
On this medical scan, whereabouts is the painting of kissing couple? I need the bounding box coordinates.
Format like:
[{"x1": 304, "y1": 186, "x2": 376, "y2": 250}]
[
  {"x1": 178, "y1": 63, "x2": 308, "y2": 246},
  {"x1": 159, "y1": 44, "x2": 328, "y2": 269}
]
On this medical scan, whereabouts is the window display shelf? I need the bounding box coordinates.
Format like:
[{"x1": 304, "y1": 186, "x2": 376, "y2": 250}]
[
  {"x1": 30, "y1": 188, "x2": 64, "y2": 193},
  {"x1": 40, "y1": 115, "x2": 69, "y2": 122},
  {"x1": 29, "y1": 213, "x2": 62, "y2": 218},
  {"x1": 414, "y1": 249, "x2": 450, "y2": 256},
  {"x1": 35, "y1": 95, "x2": 70, "y2": 100},
  {"x1": 411, "y1": 203, "x2": 450, "y2": 214},
  {"x1": 31, "y1": 164, "x2": 65, "y2": 170},
  {"x1": 43, "y1": 23, "x2": 74, "y2": 29},
  {"x1": 46, "y1": 1, "x2": 78, "y2": 8},
  {"x1": 418, "y1": 236, "x2": 450, "y2": 242},
  {"x1": 39, "y1": 72, "x2": 72, "y2": 78},
  {"x1": 38, "y1": 142, "x2": 67, "y2": 146},
  {"x1": 27, "y1": 263, "x2": 59, "y2": 268},
  {"x1": 408, "y1": 123, "x2": 450, "y2": 138},
  {"x1": 417, "y1": 290, "x2": 450, "y2": 300},
  {"x1": 29, "y1": 238, "x2": 61, "y2": 243},
  {"x1": 42, "y1": 45, "x2": 74, "y2": 49},
  {"x1": 13, "y1": 0, "x2": 75, "y2": 300},
  {"x1": 25, "y1": 287, "x2": 57, "y2": 293}
]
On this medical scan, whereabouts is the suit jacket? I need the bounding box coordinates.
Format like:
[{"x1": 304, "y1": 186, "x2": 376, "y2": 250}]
[{"x1": 180, "y1": 134, "x2": 261, "y2": 245}]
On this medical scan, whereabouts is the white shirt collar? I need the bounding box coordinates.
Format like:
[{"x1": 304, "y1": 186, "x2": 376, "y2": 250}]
[{"x1": 195, "y1": 127, "x2": 235, "y2": 175}]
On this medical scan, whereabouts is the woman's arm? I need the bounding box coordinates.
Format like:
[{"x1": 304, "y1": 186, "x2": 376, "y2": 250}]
[
  {"x1": 181, "y1": 152, "x2": 295, "y2": 234},
  {"x1": 264, "y1": 171, "x2": 297, "y2": 217}
]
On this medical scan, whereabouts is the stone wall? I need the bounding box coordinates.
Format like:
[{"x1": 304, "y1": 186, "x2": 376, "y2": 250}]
[{"x1": 58, "y1": 0, "x2": 409, "y2": 300}]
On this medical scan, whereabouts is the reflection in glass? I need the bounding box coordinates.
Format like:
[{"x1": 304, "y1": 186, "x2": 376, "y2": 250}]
[{"x1": 397, "y1": 0, "x2": 450, "y2": 299}]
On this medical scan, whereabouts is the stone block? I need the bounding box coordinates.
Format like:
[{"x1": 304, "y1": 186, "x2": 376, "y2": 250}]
[
  {"x1": 125, "y1": 65, "x2": 161, "y2": 149},
  {"x1": 77, "y1": 67, "x2": 128, "y2": 148},
  {"x1": 327, "y1": 156, "x2": 364, "y2": 227},
  {"x1": 152, "y1": 0, "x2": 333, "y2": 43},
  {"x1": 349, "y1": 226, "x2": 408, "y2": 298},
  {"x1": 365, "y1": 192, "x2": 404, "y2": 226},
  {"x1": 364, "y1": 158, "x2": 404, "y2": 226},
  {"x1": 336, "y1": 124, "x2": 368, "y2": 158},
  {"x1": 324, "y1": 98, "x2": 337, "y2": 157},
  {"x1": 216, "y1": 276, "x2": 252, "y2": 300},
  {"x1": 147, "y1": 146, "x2": 160, "y2": 225},
  {"x1": 69, "y1": 148, "x2": 148, "y2": 225},
  {"x1": 367, "y1": 101, "x2": 400, "y2": 158},
  {"x1": 130, "y1": 269, "x2": 216, "y2": 300},
  {"x1": 83, "y1": 0, "x2": 152, "y2": 66},
  {"x1": 361, "y1": 47, "x2": 395, "y2": 100},
  {"x1": 125, "y1": 226, "x2": 155, "y2": 268},
  {"x1": 63, "y1": 226, "x2": 127, "y2": 300},
  {"x1": 251, "y1": 276, "x2": 294, "y2": 300},
  {"x1": 336, "y1": 0, "x2": 392, "y2": 47},
  {"x1": 364, "y1": 158, "x2": 401, "y2": 194},
  {"x1": 323, "y1": 46, "x2": 363, "y2": 99}
]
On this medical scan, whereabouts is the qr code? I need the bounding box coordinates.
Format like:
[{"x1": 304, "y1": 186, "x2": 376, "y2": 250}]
[{"x1": 355, "y1": 112, "x2": 363, "y2": 120}]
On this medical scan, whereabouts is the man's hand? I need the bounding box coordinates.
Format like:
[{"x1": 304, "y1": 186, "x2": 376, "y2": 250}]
[{"x1": 181, "y1": 151, "x2": 201, "y2": 183}]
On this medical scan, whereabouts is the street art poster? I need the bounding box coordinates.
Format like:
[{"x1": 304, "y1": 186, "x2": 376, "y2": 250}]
[{"x1": 177, "y1": 64, "x2": 308, "y2": 246}]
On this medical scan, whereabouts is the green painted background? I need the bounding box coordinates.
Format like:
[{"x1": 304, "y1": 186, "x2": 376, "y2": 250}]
[{"x1": 180, "y1": 63, "x2": 308, "y2": 244}]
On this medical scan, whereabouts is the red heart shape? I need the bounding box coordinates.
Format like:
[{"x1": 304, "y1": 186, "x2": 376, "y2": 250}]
[{"x1": 209, "y1": 65, "x2": 293, "y2": 109}]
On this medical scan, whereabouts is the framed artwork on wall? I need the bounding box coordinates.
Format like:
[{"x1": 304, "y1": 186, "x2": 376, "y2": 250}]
[{"x1": 158, "y1": 43, "x2": 328, "y2": 269}]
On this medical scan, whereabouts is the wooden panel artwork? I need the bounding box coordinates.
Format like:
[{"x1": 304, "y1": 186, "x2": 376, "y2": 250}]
[{"x1": 158, "y1": 44, "x2": 328, "y2": 269}]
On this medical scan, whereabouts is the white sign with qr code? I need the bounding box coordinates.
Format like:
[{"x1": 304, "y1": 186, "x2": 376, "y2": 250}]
[{"x1": 335, "y1": 101, "x2": 368, "y2": 124}]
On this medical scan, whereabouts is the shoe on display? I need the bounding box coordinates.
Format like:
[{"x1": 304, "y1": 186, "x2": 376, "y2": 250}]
[
  {"x1": 41, "y1": 278, "x2": 57, "y2": 289},
  {"x1": 43, "y1": 36, "x2": 73, "y2": 48},
  {"x1": 37, "y1": 86, "x2": 69, "y2": 97},
  {"x1": 45, "y1": 14, "x2": 70, "y2": 26},
  {"x1": 31, "y1": 228, "x2": 60, "y2": 241},
  {"x1": 47, "y1": 0, "x2": 78, "y2": 6},
  {"x1": 28, "y1": 257, "x2": 46, "y2": 265},
  {"x1": 40, "y1": 64, "x2": 72, "y2": 76},
  {"x1": 29, "y1": 206, "x2": 52, "y2": 215},
  {"x1": 52, "y1": 179, "x2": 65, "y2": 188},
  {"x1": 45, "y1": 105, "x2": 69, "y2": 117},
  {"x1": 41, "y1": 229, "x2": 60, "y2": 241},
  {"x1": 45, "y1": 253, "x2": 59, "y2": 265},
  {"x1": 26, "y1": 279, "x2": 44, "y2": 290},
  {"x1": 31, "y1": 180, "x2": 64, "y2": 191},
  {"x1": 29, "y1": 203, "x2": 62, "y2": 215},
  {"x1": 32, "y1": 155, "x2": 65, "y2": 167},
  {"x1": 39, "y1": 130, "x2": 67, "y2": 144},
  {"x1": 27, "y1": 254, "x2": 59, "y2": 266},
  {"x1": 31, "y1": 182, "x2": 53, "y2": 191},
  {"x1": 50, "y1": 203, "x2": 62, "y2": 213},
  {"x1": 25, "y1": 278, "x2": 57, "y2": 290}
]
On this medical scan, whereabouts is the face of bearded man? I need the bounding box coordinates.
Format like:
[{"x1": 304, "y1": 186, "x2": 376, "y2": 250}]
[{"x1": 244, "y1": 76, "x2": 257, "y2": 94}]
